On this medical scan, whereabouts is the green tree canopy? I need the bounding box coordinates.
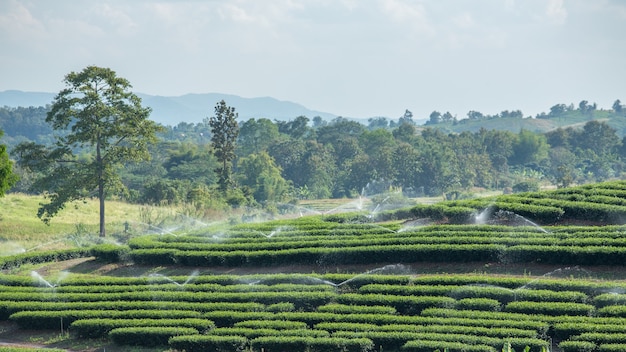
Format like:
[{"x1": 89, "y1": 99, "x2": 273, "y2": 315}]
[
  {"x1": 237, "y1": 151, "x2": 291, "y2": 203},
  {"x1": 0, "y1": 129, "x2": 18, "y2": 197},
  {"x1": 13, "y1": 66, "x2": 161, "y2": 236},
  {"x1": 208, "y1": 100, "x2": 239, "y2": 193}
]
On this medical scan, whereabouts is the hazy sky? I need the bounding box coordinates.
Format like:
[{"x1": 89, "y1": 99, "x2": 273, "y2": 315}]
[{"x1": 1, "y1": 0, "x2": 625, "y2": 120}]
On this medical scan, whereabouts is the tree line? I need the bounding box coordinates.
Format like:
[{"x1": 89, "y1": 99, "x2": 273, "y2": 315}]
[{"x1": 1, "y1": 66, "x2": 626, "y2": 236}]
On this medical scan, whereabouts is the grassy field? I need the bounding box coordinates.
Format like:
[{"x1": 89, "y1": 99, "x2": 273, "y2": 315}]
[{"x1": 0, "y1": 193, "x2": 202, "y2": 252}]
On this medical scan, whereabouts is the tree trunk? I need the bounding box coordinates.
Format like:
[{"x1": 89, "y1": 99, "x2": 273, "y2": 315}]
[
  {"x1": 97, "y1": 138, "x2": 105, "y2": 237},
  {"x1": 99, "y1": 182, "x2": 105, "y2": 237}
]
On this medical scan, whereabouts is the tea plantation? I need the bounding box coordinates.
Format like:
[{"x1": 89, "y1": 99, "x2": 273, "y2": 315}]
[{"x1": 4, "y1": 181, "x2": 626, "y2": 351}]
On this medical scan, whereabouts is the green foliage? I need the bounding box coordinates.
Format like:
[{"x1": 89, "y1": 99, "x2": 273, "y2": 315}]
[
  {"x1": 250, "y1": 336, "x2": 375, "y2": 352},
  {"x1": 512, "y1": 181, "x2": 540, "y2": 193},
  {"x1": 558, "y1": 340, "x2": 597, "y2": 352},
  {"x1": 0, "y1": 248, "x2": 90, "y2": 271},
  {"x1": 108, "y1": 326, "x2": 198, "y2": 346},
  {"x1": 237, "y1": 151, "x2": 292, "y2": 203},
  {"x1": 70, "y1": 317, "x2": 214, "y2": 338},
  {"x1": 169, "y1": 334, "x2": 248, "y2": 352},
  {"x1": 90, "y1": 243, "x2": 130, "y2": 263},
  {"x1": 12, "y1": 66, "x2": 161, "y2": 236},
  {"x1": 0, "y1": 129, "x2": 18, "y2": 197},
  {"x1": 208, "y1": 100, "x2": 239, "y2": 193}
]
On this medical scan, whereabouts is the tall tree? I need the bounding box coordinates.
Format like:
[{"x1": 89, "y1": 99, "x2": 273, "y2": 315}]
[
  {"x1": 208, "y1": 100, "x2": 239, "y2": 193},
  {"x1": 13, "y1": 66, "x2": 160, "y2": 236},
  {"x1": 0, "y1": 129, "x2": 18, "y2": 197}
]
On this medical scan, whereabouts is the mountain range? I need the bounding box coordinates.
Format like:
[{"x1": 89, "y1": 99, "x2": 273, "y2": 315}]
[{"x1": 0, "y1": 90, "x2": 337, "y2": 126}]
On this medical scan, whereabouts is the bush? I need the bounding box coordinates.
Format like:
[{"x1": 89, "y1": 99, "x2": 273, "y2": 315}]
[
  {"x1": 169, "y1": 334, "x2": 248, "y2": 352},
  {"x1": 504, "y1": 301, "x2": 594, "y2": 316},
  {"x1": 90, "y1": 244, "x2": 129, "y2": 263},
  {"x1": 558, "y1": 340, "x2": 596, "y2": 352},
  {"x1": 512, "y1": 181, "x2": 540, "y2": 193},
  {"x1": 455, "y1": 298, "x2": 501, "y2": 311},
  {"x1": 401, "y1": 339, "x2": 495, "y2": 352},
  {"x1": 108, "y1": 326, "x2": 198, "y2": 346},
  {"x1": 599, "y1": 343, "x2": 626, "y2": 352},
  {"x1": 70, "y1": 318, "x2": 214, "y2": 338},
  {"x1": 250, "y1": 336, "x2": 374, "y2": 352}
]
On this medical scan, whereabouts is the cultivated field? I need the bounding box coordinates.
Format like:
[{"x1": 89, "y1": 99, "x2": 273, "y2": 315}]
[{"x1": 3, "y1": 182, "x2": 626, "y2": 351}]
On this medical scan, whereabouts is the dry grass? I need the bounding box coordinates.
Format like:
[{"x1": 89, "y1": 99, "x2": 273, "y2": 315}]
[{"x1": 0, "y1": 193, "x2": 218, "y2": 252}]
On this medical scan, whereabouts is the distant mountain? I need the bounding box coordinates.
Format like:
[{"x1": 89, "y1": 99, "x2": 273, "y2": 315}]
[
  {"x1": 0, "y1": 90, "x2": 56, "y2": 108},
  {"x1": 0, "y1": 90, "x2": 337, "y2": 125}
]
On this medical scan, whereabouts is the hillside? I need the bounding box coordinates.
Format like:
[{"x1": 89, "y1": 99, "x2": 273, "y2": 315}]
[{"x1": 428, "y1": 110, "x2": 626, "y2": 136}]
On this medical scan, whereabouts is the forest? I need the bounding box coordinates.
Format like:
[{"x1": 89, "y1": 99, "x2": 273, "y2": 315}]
[{"x1": 1, "y1": 99, "x2": 626, "y2": 212}]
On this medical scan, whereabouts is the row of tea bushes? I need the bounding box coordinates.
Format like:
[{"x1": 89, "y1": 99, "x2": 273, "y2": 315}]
[
  {"x1": 402, "y1": 180, "x2": 626, "y2": 225},
  {"x1": 4, "y1": 269, "x2": 626, "y2": 350}
]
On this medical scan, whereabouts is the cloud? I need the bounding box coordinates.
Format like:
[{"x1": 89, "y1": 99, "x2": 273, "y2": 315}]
[
  {"x1": 545, "y1": 0, "x2": 567, "y2": 24},
  {"x1": 0, "y1": 1, "x2": 46, "y2": 42}
]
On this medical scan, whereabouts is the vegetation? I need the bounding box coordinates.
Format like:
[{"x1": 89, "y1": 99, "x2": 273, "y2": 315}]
[
  {"x1": 0, "y1": 181, "x2": 624, "y2": 350},
  {"x1": 3, "y1": 77, "x2": 626, "y2": 351},
  {"x1": 0, "y1": 129, "x2": 18, "y2": 197},
  {"x1": 208, "y1": 100, "x2": 239, "y2": 194},
  {"x1": 11, "y1": 66, "x2": 161, "y2": 236},
  {"x1": 2, "y1": 97, "x2": 626, "y2": 214}
]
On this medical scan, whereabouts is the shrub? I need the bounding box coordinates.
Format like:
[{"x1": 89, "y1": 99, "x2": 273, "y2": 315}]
[
  {"x1": 70, "y1": 318, "x2": 214, "y2": 338},
  {"x1": 504, "y1": 301, "x2": 594, "y2": 316},
  {"x1": 233, "y1": 319, "x2": 308, "y2": 330},
  {"x1": 599, "y1": 343, "x2": 626, "y2": 352},
  {"x1": 558, "y1": 340, "x2": 596, "y2": 352},
  {"x1": 512, "y1": 181, "x2": 540, "y2": 193},
  {"x1": 169, "y1": 334, "x2": 247, "y2": 352},
  {"x1": 401, "y1": 339, "x2": 496, "y2": 352},
  {"x1": 90, "y1": 244, "x2": 130, "y2": 263},
  {"x1": 108, "y1": 326, "x2": 198, "y2": 346},
  {"x1": 455, "y1": 298, "x2": 501, "y2": 311},
  {"x1": 250, "y1": 336, "x2": 374, "y2": 352}
]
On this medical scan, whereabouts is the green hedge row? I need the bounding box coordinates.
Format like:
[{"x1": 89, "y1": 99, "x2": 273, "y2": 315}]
[
  {"x1": 572, "y1": 332, "x2": 626, "y2": 344},
  {"x1": 203, "y1": 310, "x2": 550, "y2": 334},
  {"x1": 0, "y1": 290, "x2": 337, "y2": 311},
  {"x1": 108, "y1": 326, "x2": 198, "y2": 346},
  {"x1": 553, "y1": 323, "x2": 626, "y2": 340},
  {"x1": 70, "y1": 317, "x2": 214, "y2": 338},
  {"x1": 598, "y1": 305, "x2": 626, "y2": 317},
  {"x1": 0, "y1": 248, "x2": 91, "y2": 270},
  {"x1": 422, "y1": 307, "x2": 626, "y2": 328},
  {"x1": 130, "y1": 243, "x2": 505, "y2": 267},
  {"x1": 334, "y1": 330, "x2": 502, "y2": 351},
  {"x1": 504, "y1": 301, "x2": 595, "y2": 316},
  {"x1": 210, "y1": 327, "x2": 330, "y2": 338},
  {"x1": 0, "y1": 300, "x2": 264, "y2": 320},
  {"x1": 401, "y1": 339, "x2": 496, "y2": 352},
  {"x1": 316, "y1": 303, "x2": 397, "y2": 315},
  {"x1": 359, "y1": 284, "x2": 588, "y2": 304},
  {"x1": 335, "y1": 293, "x2": 455, "y2": 315},
  {"x1": 9, "y1": 309, "x2": 202, "y2": 329},
  {"x1": 313, "y1": 322, "x2": 538, "y2": 339},
  {"x1": 233, "y1": 319, "x2": 308, "y2": 330},
  {"x1": 249, "y1": 336, "x2": 375, "y2": 352},
  {"x1": 128, "y1": 241, "x2": 626, "y2": 267},
  {"x1": 168, "y1": 334, "x2": 248, "y2": 352}
]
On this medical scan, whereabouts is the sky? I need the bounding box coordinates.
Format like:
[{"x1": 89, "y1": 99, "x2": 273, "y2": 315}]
[{"x1": 1, "y1": 0, "x2": 625, "y2": 121}]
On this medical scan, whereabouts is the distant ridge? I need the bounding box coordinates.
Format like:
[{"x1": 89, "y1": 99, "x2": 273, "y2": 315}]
[{"x1": 0, "y1": 90, "x2": 337, "y2": 125}]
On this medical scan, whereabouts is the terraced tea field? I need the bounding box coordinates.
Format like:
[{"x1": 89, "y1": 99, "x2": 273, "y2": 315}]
[{"x1": 4, "y1": 181, "x2": 626, "y2": 351}]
